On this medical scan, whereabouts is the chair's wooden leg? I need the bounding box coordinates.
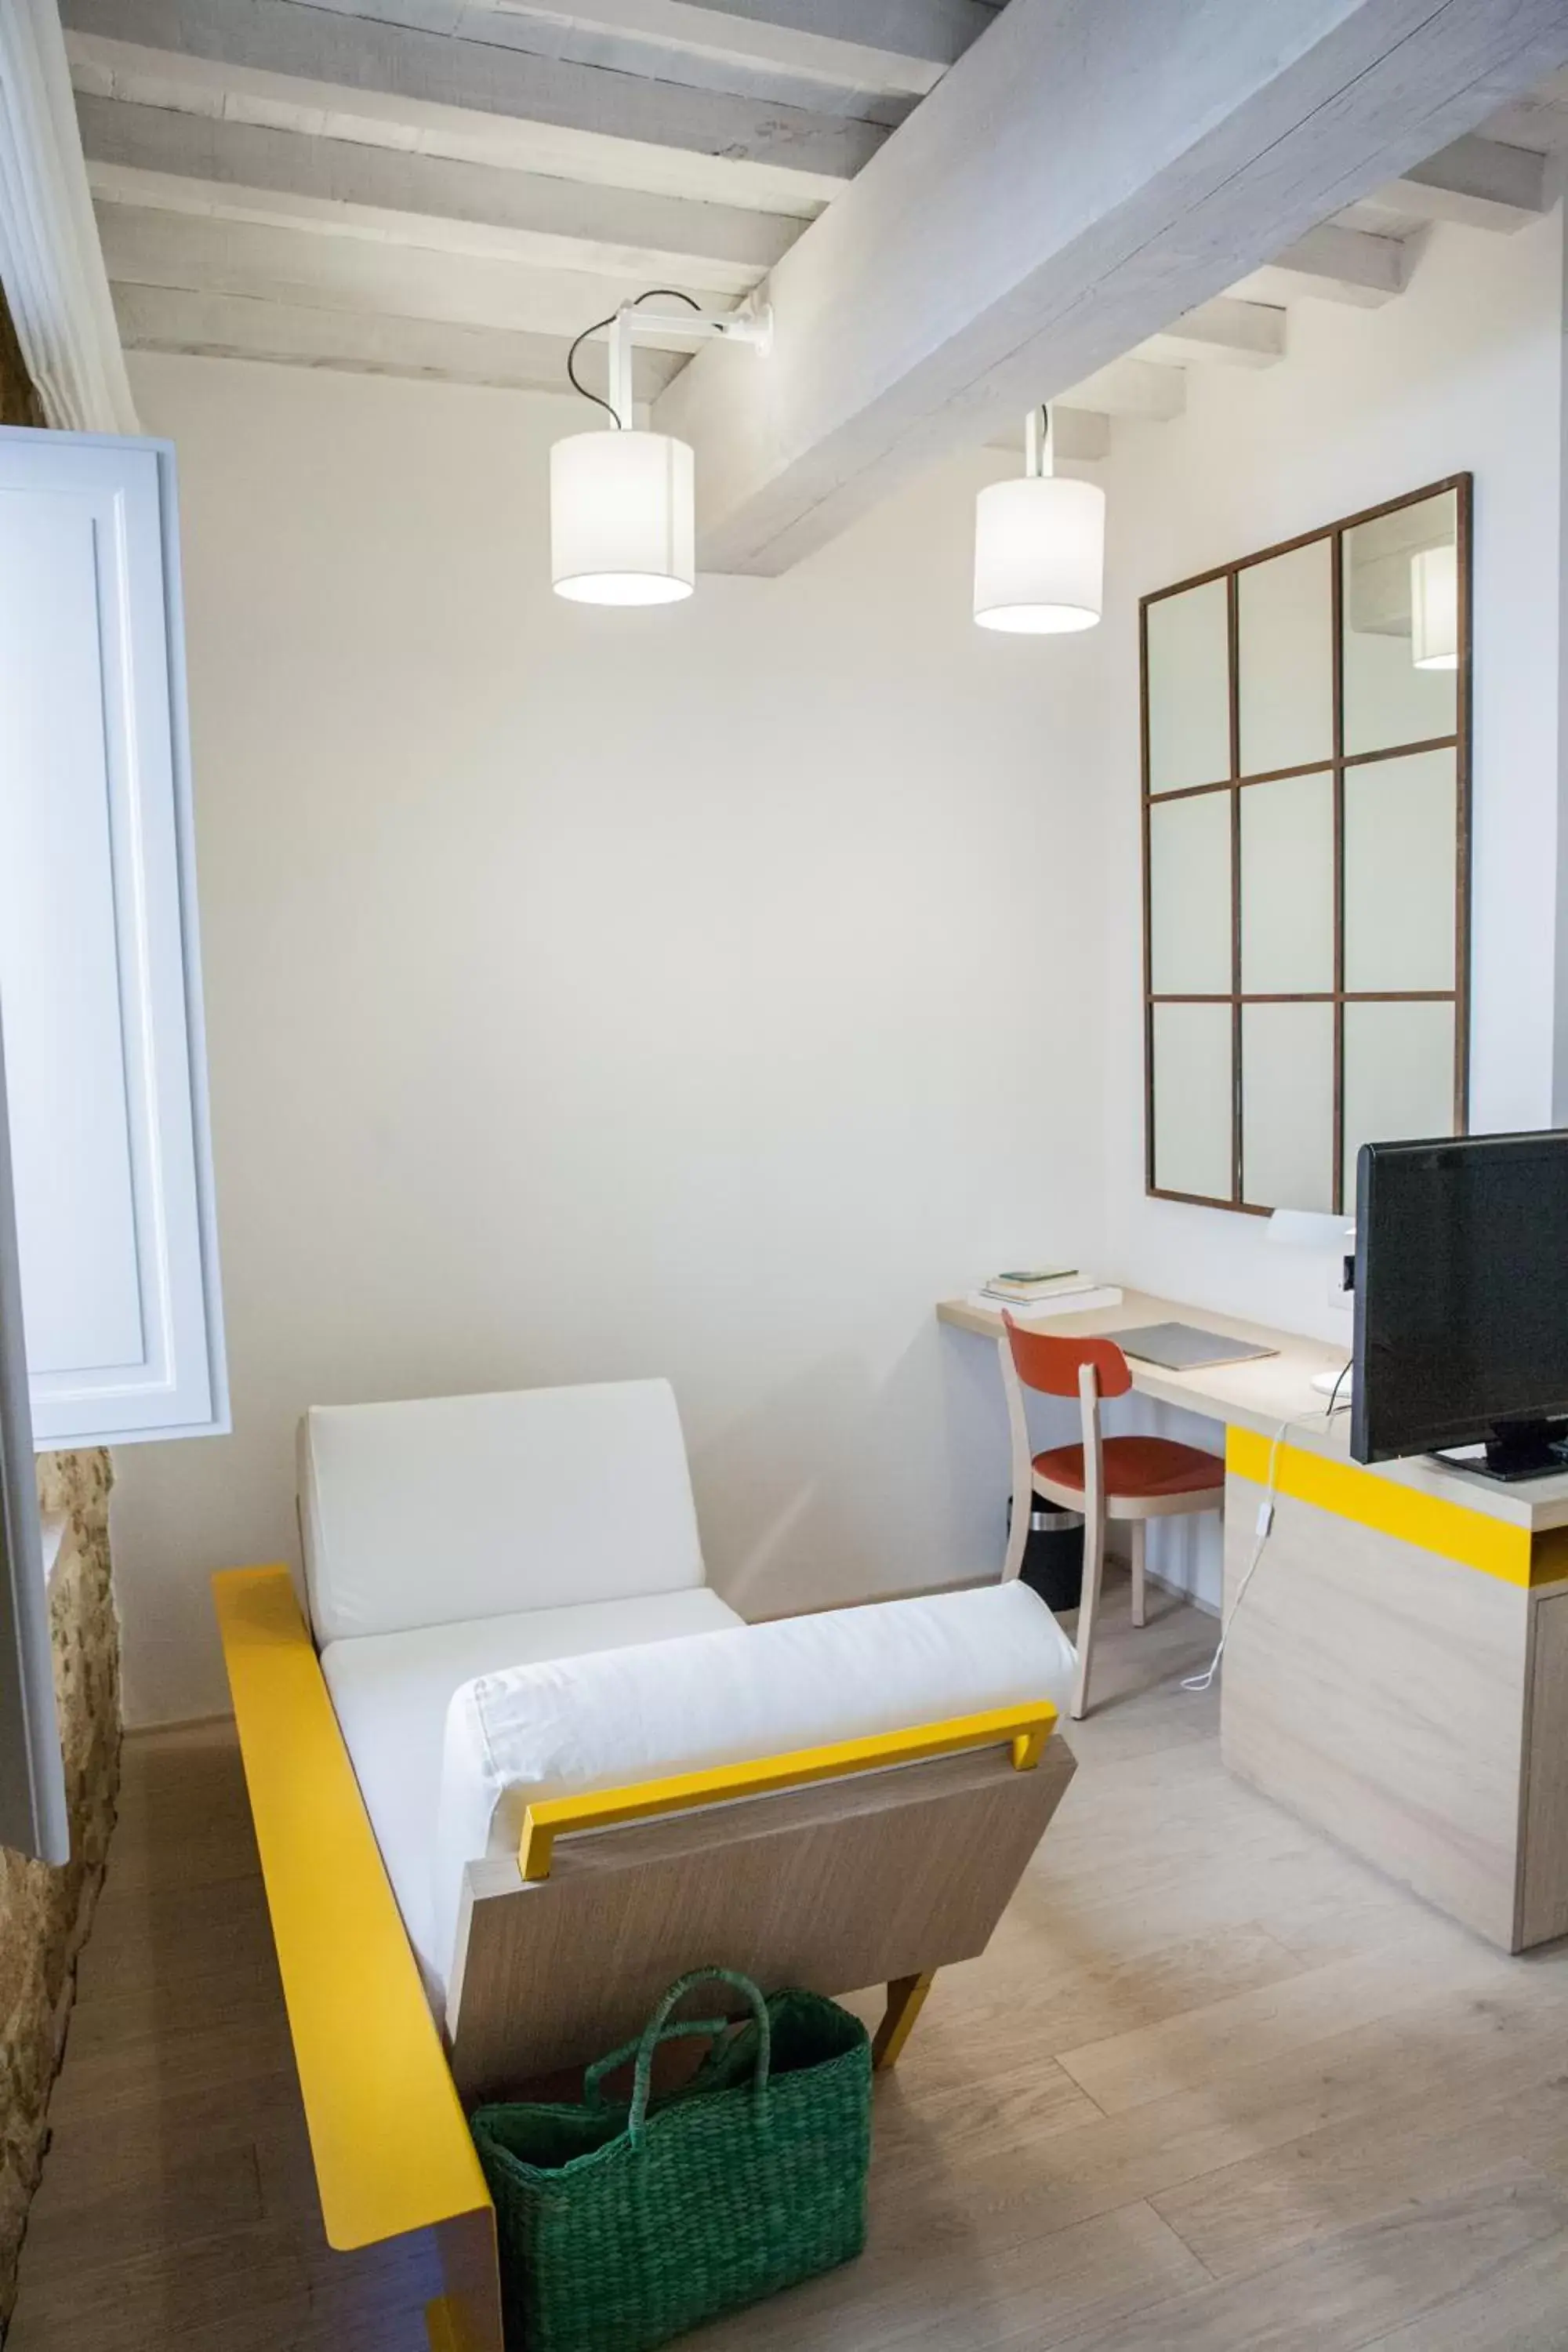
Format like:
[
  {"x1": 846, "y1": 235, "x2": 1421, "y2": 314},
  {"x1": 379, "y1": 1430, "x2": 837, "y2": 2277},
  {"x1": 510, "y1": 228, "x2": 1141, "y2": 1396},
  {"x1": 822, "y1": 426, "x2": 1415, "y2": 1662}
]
[
  {"x1": 873, "y1": 1972, "x2": 935, "y2": 2070},
  {"x1": 1071, "y1": 1504, "x2": 1106, "y2": 1722},
  {"x1": 1130, "y1": 1519, "x2": 1147, "y2": 1630}
]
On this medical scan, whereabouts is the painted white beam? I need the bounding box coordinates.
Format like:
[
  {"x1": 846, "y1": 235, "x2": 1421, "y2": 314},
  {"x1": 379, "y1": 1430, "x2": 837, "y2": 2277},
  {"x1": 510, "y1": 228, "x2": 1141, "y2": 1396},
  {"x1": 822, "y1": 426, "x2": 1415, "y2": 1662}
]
[
  {"x1": 984, "y1": 406, "x2": 1109, "y2": 463},
  {"x1": 96, "y1": 200, "x2": 742, "y2": 342},
  {"x1": 415, "y1": 0, "x2": 993, "y2": 100},
  {"x1": 655, "y1": 0, "x2": 1568, "y2": 575},
  {"x1": 89, "y1": 158, "x2": 775, "y2": 293},
  {"x1": 1385, "y1": 131, "x2": 1555, "y2": 229},
  {"x1": 1138, "y1": 296, "x2": 1285, "y2": 369},
  {"x1": 1056, "y1": 357, "x2": 1185, "y2": 421},
  {"x1": 58, "y1": 0, "x2": 884, "y2": 181},
  {"x1": 77, "y1": 93, "x2": 801, "y2": 279},
  {"x1": 112, "y1": 275, "x2": 688, "y2": 393},
  {"x1": 66, "y1": 31, "x2": 840, "y2": 214},
  {"x1": 286, "y1": 0, "x2": 919, "y2": 125},
  {"x1": 1232, "y1": 220, "x2": 1413, "y2": 308}
]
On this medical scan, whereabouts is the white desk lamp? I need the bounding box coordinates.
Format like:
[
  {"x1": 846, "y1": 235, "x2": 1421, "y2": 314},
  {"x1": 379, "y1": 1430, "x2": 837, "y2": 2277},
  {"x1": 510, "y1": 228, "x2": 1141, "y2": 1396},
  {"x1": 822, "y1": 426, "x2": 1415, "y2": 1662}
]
[{"x1": 1268, "y1": 1209, "x2": 1356, "y2": 1400}]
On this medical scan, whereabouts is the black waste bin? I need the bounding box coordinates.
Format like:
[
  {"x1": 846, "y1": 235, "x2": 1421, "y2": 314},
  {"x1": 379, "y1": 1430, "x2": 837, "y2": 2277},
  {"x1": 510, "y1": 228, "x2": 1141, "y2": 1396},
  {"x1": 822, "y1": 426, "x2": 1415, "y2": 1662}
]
[{"x1": 1006, "y1": 1494, "x2": 1084, "y2": 1613}]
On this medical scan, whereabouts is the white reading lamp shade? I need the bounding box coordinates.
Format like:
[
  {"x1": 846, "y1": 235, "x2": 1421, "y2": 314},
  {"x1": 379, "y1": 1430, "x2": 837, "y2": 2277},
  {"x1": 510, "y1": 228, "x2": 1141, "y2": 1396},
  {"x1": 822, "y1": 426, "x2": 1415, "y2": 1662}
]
[
  {"x1": 1410, "y1": 539, "x2": 1458, "y2": 670},
  {"x1": 551, "y1": 429, "x2": 695, "y2": 605},
  {"x1": 973, "y1": 473, "x2": 1105, "y2": 633}
]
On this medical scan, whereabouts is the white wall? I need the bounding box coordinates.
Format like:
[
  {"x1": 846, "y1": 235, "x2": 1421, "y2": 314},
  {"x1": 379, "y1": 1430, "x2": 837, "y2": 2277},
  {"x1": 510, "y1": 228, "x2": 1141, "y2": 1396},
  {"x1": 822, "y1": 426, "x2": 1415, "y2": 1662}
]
[
  {"x1": 1096, "y1": 211, "x2": 1566, "y2": 1605},
  {"x1": 111, "y1": 354, "x2": 1105, "y2": 1724},
  {"x1": 107, "y1": 210, "x2": 1568, "y2": 1701}
]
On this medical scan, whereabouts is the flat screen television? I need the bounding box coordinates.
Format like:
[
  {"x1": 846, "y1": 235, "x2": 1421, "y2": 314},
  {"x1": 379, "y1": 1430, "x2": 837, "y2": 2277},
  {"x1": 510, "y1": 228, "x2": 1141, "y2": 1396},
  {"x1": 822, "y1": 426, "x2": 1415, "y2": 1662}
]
[{"x1": 1352, "y1": 1131, "x2": 1568, "y2": 1476}]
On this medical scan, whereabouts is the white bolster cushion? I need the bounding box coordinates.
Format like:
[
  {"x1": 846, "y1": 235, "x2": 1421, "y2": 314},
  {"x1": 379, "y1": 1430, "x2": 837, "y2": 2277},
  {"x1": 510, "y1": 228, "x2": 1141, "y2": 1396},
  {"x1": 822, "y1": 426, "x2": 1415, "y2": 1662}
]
[{"x1": 433, "y1": 1581, "x2": 1076, "y2": 1987}]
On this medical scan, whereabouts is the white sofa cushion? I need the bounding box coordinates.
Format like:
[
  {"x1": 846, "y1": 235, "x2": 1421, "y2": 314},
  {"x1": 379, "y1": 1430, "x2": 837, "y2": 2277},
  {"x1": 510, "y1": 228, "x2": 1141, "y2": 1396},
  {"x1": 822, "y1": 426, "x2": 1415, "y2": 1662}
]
[
  {"x1": 324, "y1": 1585, "x2": 744, "y2": 2001},
  {"x1": 432, "y1": 1581, "x2": 1076, "y2": 1994},
  {"x1": 299, "y1": 1378, "x2": 706, "y2": 1643}
]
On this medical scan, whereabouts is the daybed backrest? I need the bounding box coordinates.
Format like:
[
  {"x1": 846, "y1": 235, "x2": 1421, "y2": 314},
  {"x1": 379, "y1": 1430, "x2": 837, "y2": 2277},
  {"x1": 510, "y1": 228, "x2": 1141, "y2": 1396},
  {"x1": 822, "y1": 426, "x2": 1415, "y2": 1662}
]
[
  {"x1": 297, "y1": 1379, "x2": 705, "y2": 1644},
  {"x1": 433, "y1": 1579, "x2": 1078, "y2": 1998}
]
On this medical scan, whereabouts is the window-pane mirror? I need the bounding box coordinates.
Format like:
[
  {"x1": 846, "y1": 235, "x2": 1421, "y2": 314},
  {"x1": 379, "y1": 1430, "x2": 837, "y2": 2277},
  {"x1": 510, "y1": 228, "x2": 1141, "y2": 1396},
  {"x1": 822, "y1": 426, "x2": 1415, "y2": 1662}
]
[
  {"x1": 1343, "y1": 489, "x2": 1460, "y2": 757},
  {"x1": 1142, "y1": 477, "x2": 1469, "y2": 1214},
  {"x1": 1148, "y1": 793, "x2": 1232, "y2": 994},
  {"x1": 1240, "y1": 769, "x2": 1334, "y2": 993},
  {"x1": 1238, "y1": 539, "x2": 1334, "y2": 777},
  {"x1": 1151, "y1": 1003, "x2": 1232, "y2": 1201},
  {"x1": 1342, "y1": 1000, "x2": 1457, "y2": 1204},
  {"x1": 1146, "y1": 577, "x2": 1230, "y2": 794},
  {"x1": 1343, "y1": 748, "x2": 1457, "y2": 993},
  {"x1": 1242, "y1": 1002, "x2": 1334, "y2": 1212}
]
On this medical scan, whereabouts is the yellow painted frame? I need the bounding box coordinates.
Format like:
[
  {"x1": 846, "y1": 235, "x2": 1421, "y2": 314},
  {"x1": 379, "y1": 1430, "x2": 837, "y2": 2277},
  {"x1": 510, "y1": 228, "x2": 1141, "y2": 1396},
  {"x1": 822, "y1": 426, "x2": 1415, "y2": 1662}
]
[
  {"x1": 517, "y1": 1700, "x2": 1058, "y2": 1880},
  {"x1": 212, "y1": 1567, "x2": 492, "y2": 2256},
  {"x1": 1225, "y1": 1428, "x2": 1536, "y2": 1586}
]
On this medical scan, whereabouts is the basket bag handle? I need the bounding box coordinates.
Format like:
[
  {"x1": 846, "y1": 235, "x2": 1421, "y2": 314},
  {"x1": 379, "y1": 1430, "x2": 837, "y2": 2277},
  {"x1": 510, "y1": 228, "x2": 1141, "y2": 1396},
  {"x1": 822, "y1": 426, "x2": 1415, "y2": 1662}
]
[
  {"x1": 627, "y1": 1969, "x2": 772, "y2": 2151},
  {"x1": 582, "y1": 2018, "x2": 733, "y2": 2114}
]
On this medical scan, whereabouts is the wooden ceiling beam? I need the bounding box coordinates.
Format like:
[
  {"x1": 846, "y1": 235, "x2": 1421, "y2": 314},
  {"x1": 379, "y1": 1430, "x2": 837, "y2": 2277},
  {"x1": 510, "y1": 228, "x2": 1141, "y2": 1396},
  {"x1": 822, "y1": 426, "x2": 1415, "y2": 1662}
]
[
  {"x1": 1385, "y1": 130, "x2": 1555, "y2": 229},
  {"x1": 1239, "y1": 221, "x2": 1414, "y2": 307},
  {"x1": 1055, "y1": 358, "x2": 1185, "y2": 421},
  {"x1": 112, "y1": 276, "x2": 678, "y2": 392},
  {"x1": 1136, "y1": 296, "x2": 1285, "y2": 369},
  {"x1": 66, "y1": 29, "x2": 840, "y2": 212},
  {"x1": 77, "y1": 93, "x2": 800, "y2": 281},
  {"x1": 654, "y1": 0, "x2": 1568, "y2": 575},
  {"x1": 96, "y1": 200, "x2": 743, "y2": 343},
  {"x1": 394, "y1": 0, "x2": 996, "y2": 102},
  {"x1": 58, "y1": 0, "x2": 883, "y2": 184}
]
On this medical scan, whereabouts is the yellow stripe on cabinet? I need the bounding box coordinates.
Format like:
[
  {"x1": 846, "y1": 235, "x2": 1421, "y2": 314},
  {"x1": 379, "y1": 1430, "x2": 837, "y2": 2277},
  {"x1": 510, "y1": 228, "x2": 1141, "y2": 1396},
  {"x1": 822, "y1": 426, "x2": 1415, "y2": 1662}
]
[{"x1": 1225, "y1": 1428, "x2": 1534, "y2": 1587}]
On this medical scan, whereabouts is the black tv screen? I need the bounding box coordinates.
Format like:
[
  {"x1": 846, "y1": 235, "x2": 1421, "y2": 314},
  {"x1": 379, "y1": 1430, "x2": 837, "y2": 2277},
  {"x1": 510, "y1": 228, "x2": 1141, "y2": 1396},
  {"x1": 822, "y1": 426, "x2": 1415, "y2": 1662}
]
[{"x1": 1352, "y1": 1131, "x2": 1568, "y2": 1467}]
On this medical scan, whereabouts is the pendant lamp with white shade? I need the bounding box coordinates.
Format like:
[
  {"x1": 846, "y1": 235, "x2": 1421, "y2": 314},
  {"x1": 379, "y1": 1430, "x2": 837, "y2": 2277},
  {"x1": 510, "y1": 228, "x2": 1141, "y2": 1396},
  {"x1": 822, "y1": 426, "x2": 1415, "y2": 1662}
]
[
  {"x1": 974, "y1": 407, "x2": 1105, "y2": 633},
  {"x1": 550, "y1": 290, "x2": 770, "y2": 608}
]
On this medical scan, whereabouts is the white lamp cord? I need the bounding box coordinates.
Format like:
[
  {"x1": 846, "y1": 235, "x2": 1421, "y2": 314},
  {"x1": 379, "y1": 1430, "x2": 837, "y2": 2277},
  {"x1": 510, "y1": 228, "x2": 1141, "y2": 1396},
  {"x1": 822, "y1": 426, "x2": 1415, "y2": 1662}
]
[{"x1": 1181, "y1": 1400, "x2": 1348, "y2": 1694}]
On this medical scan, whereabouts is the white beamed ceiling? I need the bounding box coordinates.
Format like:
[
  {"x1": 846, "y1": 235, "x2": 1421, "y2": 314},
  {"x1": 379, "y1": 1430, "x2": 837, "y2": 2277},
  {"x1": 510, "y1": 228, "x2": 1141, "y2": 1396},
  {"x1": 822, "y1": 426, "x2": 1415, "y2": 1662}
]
[{"x1": 63, "y1": 0, "x2": 1568, "y2": 484}]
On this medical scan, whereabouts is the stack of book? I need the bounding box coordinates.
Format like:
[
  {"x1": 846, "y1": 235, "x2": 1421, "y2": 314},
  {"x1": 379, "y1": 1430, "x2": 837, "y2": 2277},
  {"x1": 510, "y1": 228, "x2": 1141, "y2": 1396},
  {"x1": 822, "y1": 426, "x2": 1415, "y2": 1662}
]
[{"x1": 968, "y1": 1269, "x2": 1123, "y2": 1318}]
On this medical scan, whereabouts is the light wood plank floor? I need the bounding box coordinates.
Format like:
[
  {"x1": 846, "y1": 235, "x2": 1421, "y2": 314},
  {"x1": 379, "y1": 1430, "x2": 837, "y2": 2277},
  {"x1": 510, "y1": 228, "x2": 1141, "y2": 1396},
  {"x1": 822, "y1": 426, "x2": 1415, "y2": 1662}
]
[{"x1": 13, "y1": 1575, "x2": 1568, "y2": 2350}]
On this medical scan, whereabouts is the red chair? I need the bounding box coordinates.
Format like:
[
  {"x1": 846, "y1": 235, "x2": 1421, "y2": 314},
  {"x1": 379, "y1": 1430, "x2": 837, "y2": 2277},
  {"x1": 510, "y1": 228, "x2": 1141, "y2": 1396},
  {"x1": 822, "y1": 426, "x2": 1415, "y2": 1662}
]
[{"x1": 998, "y1": 1313, "x2": 1224, "y2": 1720}]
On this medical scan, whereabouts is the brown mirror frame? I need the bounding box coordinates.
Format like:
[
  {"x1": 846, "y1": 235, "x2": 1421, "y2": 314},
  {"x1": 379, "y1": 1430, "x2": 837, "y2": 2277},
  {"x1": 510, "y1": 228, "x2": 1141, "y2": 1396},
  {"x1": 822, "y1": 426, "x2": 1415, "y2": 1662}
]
[{"x1": 1140, "y1": 474, "x2": 1472, "y2": 1216}]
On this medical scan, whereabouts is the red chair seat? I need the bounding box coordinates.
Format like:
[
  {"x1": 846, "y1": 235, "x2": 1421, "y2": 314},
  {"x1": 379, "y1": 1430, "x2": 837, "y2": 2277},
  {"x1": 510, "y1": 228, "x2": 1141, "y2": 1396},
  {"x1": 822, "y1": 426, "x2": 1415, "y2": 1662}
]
[{"x1": 1032, "y1": 1436, "x2": 1221, "y2": 1502}]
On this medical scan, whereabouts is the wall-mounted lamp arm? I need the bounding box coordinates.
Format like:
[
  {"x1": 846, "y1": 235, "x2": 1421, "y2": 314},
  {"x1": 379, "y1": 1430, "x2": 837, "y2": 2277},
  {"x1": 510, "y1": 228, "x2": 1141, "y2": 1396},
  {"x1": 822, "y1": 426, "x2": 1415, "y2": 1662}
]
[{"x1": 605, "y1": 303, "x2": 772, "y2": 431}]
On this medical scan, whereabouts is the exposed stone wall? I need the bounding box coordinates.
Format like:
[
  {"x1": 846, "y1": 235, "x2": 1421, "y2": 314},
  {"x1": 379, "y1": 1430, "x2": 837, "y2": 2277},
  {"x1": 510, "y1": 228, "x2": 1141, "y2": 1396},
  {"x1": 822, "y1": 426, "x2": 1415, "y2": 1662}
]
[{"x1": 0, "y1": 1452, "x2": 118, "y2": 2326}]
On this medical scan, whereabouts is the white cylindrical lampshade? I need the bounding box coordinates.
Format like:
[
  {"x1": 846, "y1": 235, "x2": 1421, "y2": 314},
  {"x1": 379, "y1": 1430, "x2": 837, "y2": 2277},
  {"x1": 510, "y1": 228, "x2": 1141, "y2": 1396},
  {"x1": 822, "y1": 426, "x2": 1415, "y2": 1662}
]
[
  {"x1": 973, "y1": 474, "x2": 1105, "y2": 633},
  {"x1": 1410, "y1": 540, "x2": 1458, "y2": 670},
  {"x1": 551, "y1": 429, "x2": 695, "y2": 605}
]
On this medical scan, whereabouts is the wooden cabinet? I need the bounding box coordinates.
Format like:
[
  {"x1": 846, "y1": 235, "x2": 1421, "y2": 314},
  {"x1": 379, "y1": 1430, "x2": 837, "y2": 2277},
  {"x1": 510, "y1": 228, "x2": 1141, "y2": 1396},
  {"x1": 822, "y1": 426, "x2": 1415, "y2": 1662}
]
[
  {"x1": 0, "y1": 428, "x2": 225, "y2": 1445},
  {"x1": 1222, "y1": 1450, "x2": 1568, "y2": 1953}
]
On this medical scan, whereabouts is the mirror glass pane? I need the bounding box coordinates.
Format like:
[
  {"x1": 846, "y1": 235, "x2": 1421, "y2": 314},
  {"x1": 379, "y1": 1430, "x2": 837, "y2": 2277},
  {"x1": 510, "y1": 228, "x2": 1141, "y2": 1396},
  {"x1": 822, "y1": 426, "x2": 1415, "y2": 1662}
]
[
  {"x1": 1343, "y1": 489, "x2": 1459, "y2": 756},
  {"x1": 1149, "y1": 793, "x2": 1232, "y2": 994},
  {"x1": 1242, "y1": 1003, "x2": 1334, "y2": 1211},
  {"x1": 1342, "y1": 1000, "x2": 1457, "y2": 1203},
  {"x1": 1152, "y1": 1003, "x2": 1232, "y2": 1200},
  {"x1": 1238, "y1": 539, "x2": 1334, "y2": 777},
  {"x1": 1343, "y1": 747, "x2": 1457, "y2": 992},
  {"x1": 1147, "y1": 579, "x2": 1231, "y2": 794},
  {"x1": 1240, "y1": 769, "x2": 1334, "y2": 993}
]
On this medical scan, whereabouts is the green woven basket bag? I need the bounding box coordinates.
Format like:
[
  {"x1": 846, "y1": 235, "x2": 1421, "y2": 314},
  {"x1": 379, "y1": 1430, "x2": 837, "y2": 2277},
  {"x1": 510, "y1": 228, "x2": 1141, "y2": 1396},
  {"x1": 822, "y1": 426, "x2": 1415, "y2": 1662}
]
[{"x1": 470, "y1": 1967, "x2": 872, "y2": 2352}]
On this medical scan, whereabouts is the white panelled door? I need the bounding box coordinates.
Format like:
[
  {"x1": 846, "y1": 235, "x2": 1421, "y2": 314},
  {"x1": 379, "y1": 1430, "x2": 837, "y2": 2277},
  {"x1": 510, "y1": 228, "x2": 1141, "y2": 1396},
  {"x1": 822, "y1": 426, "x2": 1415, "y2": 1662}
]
[{"x1": 0, "y1": 428, "x2": 226, "y2": 1446}]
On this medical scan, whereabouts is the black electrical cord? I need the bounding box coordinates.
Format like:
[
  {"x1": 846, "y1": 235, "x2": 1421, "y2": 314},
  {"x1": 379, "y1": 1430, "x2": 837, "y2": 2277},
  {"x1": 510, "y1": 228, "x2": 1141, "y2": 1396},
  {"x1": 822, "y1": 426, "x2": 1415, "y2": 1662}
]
[
  {"x1": 566, "y1": 289, "x2": 704, "y2": 426},
  {"x1": 1327, "y1": 1359, "x2": 1352, "y2": 1416}
]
